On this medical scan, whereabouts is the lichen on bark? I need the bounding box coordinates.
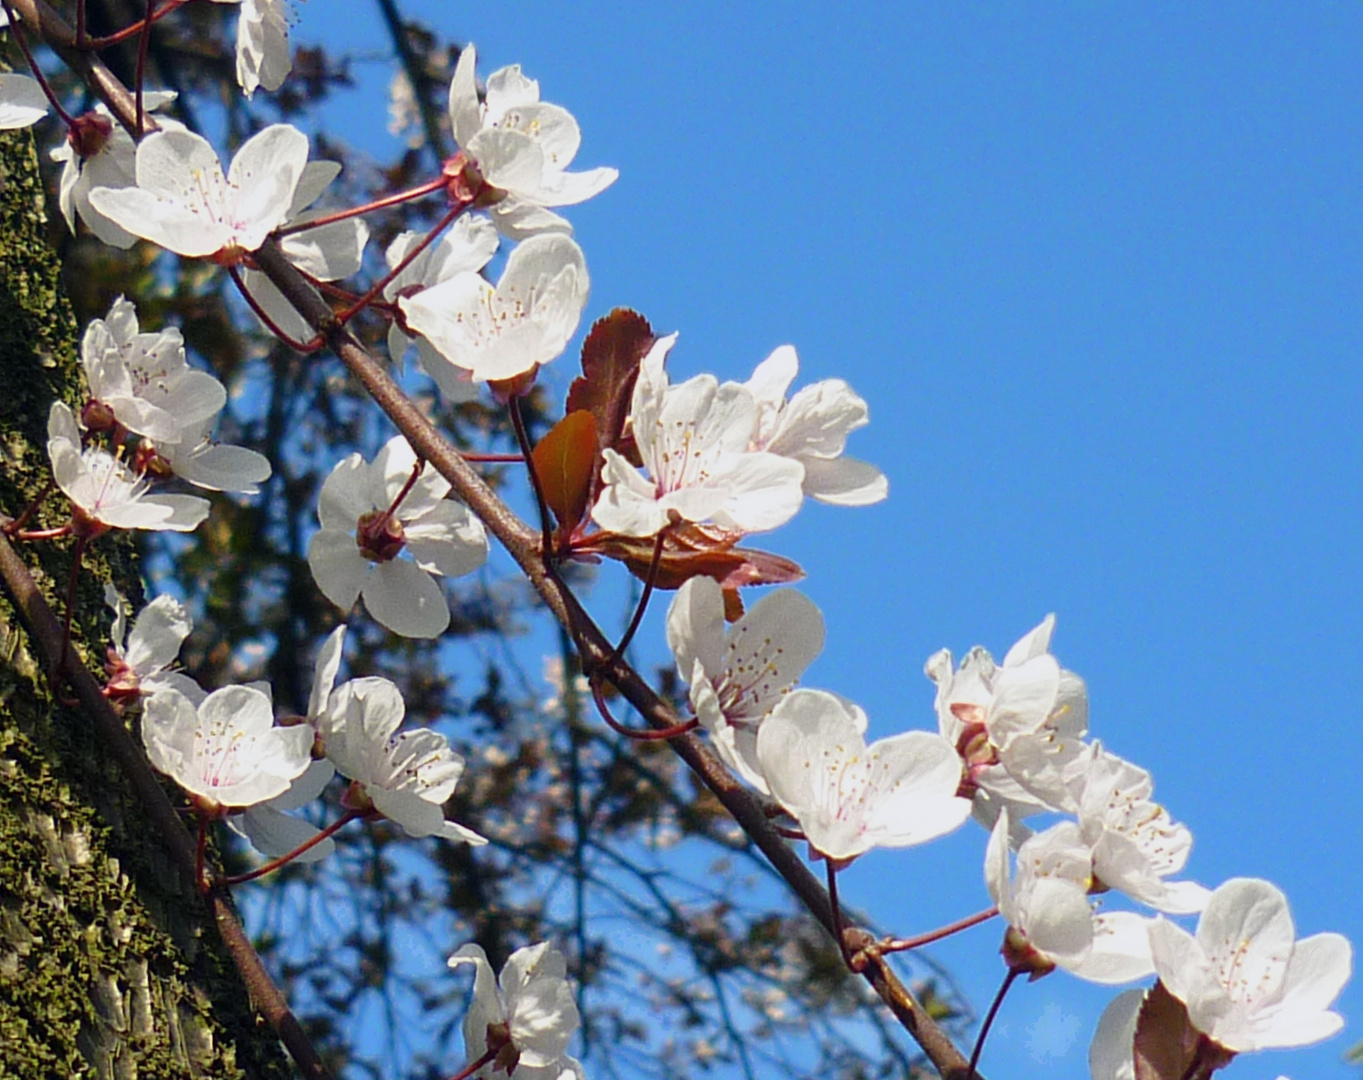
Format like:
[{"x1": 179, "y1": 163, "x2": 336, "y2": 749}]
[{"x1": 0, "y1": 128, "x2": 292, "y2": 1079}]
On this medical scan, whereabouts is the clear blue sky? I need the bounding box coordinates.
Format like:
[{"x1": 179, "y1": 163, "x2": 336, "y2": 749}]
[{"x1": 303, "y1": 3, "x2": 1363, "y2": 1075}]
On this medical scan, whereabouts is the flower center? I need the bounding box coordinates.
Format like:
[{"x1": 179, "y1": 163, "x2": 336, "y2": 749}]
[{"x1": 356, "y1": 510, "x2": 406, "y2": 562}]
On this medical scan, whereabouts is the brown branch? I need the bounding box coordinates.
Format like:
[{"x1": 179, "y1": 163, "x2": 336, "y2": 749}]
[{"x1": 250, "y1": 242, "x2": 977, "y2": 1079}]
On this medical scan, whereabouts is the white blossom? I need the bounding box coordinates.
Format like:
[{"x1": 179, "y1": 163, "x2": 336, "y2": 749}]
[
  {"x1": 399, "y1": 232, "x2": 588, "y2": 385},
  {"x1": 47, "y1": 402, "x2": 209, "y2": 533},
  {"x1": 50, "y1": 95, "x2": 181, "y2": 247},
  {"x1": 986, "y1": 811, "x2": 1157, "y2": 985},
  {"x1": 81, "y1": 295, "x2": 225, "y2": 443},
  {"x1": 321, "y1": 676, "x2": 485, "y2": 844},
  {"x1": 755, "y1": 688, "x2": 970, "y2": 861},
  {"x1": 1149, "y1": 877, "x2": 1352, "y2": 1052},
  {"x1": 743, "y1": 345, "x2": 888, "y2": 506},
  {"x1": 1069, "y1": 741, "x2": 1210, "y2": 915},
  {"x1": 384, "y1": 216, "x2": 499, "y2": 396},
  {"x1": 448, "y1": 941, "x2": 584, "y2": 1080},
  {"x1": 88, "y1": 124, "x2": 309, "y2": 260},
  {"x1": 448, "y1": 44, "x2": 618, "y2": 239},
  {"x1": 666, "y1": 577, "x2": 825, "y2": 792},
  {"x1": 103, "y1": 584, "x2": 200, "y2": 701},
  {"x1": 926, "y1": 614, "x2": 1088, "y2": 829},
  {"x1": 307, "y1": 435, "x2": 488, "y2": 638},
  {"x1": 592, "y1": 334, "x2": 806, "y2": 538},
  {"x1": 140, "y1": 683, "x2": 313, "y2": 809},
  {"x1": 0, "y1": 73, "x2": 48, "y2": 129}
]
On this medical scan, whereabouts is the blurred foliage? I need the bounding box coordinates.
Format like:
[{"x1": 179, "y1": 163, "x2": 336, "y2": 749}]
[{"x1": 15, "y1": 2, "x2": 972, "y2": 1077}]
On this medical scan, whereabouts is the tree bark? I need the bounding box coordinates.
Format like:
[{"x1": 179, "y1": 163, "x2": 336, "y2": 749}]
[{"x1": 0, "y1": 128, "x2": 292, "y2": 1079}]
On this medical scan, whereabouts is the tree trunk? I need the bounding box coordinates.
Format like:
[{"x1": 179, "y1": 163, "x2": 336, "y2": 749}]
[{"x1": 0, "y1": 128, "x2": 291, "y2": 1079}]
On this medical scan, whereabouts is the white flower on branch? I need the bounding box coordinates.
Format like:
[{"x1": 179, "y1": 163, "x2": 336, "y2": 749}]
[
  {"x1": 307, "y1": 435, "x2": 488, "y2": 638},
  {"x1": 399, "y1": 232, "x2": 589, "y2": 385},
  {"x1": 322, "y1": 676, "x2": 486, "y2": 844},
  {"x1": 926, "y1": 614, "x2": 1089, "y2": 831},
  {"x1": 80, "y1": 295, "x2": 225, "y2": 444},
  {"x1": 744, "y1": 345, "x2": 888, "y2": 507},
  {"x1": 448, "y1": 941, "x2": 584, "y2": 1080},
  {"x1": 50, "y1": 94, "x2": 182, "y2": 248},
  {"x1": 1068, "y1": 741, "x2": 1211, "y2": 915},
  {"x1": 592, "y1": 334, "x2": 806, "y2": 538},
  {"x1": 88, "y1": 124, "x2": 309, "y2": 261},
  {"x1": 47, "y1": 402, "x2": 209, "y2": 533},
  {"x1": 448, "y1": 43, "x2": 618, "y2": 239},
  {"x1": 103, "y1": 584, "x2": 201, "y2": 703},
  {"x1": 140, "y1": 684, "x2": 313, "y2": 810},
  {"x1": 666, "y1": 576, "x2": 825, "y2": 792},
  {"x1": 1149, "y1": 877, "x2": 1352, "y2": 1052},
  {"x1": 0, "y1": 73, "x2": 48, "y2": 129},
  {"x1": 986, "y1": 810, "x2": 1157, "y2": 985},
  {"x1": 384, "y1": 216, "x2": 499, "y2": 396},
  {"x1": 756, "y1": 688, "x2": 971, "y2": 861}
]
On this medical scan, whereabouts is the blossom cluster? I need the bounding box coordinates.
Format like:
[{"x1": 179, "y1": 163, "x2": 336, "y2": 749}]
[{"x1": 0, "y1": 19, "x2": 1349, "y2": 1080}]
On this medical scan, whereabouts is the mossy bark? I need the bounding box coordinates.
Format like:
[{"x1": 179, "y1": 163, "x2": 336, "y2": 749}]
[{"x1": 0, "y1": 130, "x2": 292, "y2": 1079}]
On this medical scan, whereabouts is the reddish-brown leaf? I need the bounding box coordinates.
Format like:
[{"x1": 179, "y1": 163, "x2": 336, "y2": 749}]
[
  {"x1": 1133, "y1": 982, "x2": 1232, "y2": 1080},
  {"x1": 566, "y1": 308, "x2": 655, "y2": 461},
  {"x1": 583, "y1": 530, "x2": 806, "y2": 591},
  {"x1": 531, "y1": 410, "x2": 599, "y2": 538}
]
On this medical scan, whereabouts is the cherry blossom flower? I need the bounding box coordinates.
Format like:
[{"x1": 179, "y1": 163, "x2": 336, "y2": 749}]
[
  {"x1": 226, "y1": 625, "x2": 347, "y2": 863},
  {"x1": 1069, "y1": 741, "x2": 1210, "y2": 915},
  {"x1": 80, "y1": 296, "x2": 226, "y2": 444},
  {"x1": 0, "y1": 73, "x2": 49, "y2": 129},
  {"x1": 240, "y1": 160, "x2": 371, "y2": 341},
  {"x1": 50, "y1": 94, "x2": 181, "y2": 248},
  {"x1": 666, "y1": 577, "x2": 825, "y2": 792},
  {"x1": 448, "y1": 941, "x2": 584, "y2": 1080},
  {"x1": 47, "y1": 402, "x2": 210, "y2": 533},
  {"x1": 88, "y1": 124, "x2": 309, "y2": 261},
  {"x1": 755, "y1": 688, "x2": 971, "y2": 861},
  {"x1": 986, "y1": 811, "x2": 1157, "y2": 985},
  {"x1": 103, "y1": 584, "x2": 201, "y2": 703},
  {"x1": 592, "y1": 334, "x2": 806, "y2": 538},
  {"x1": 307, "y1": 435, "x2": 488, "y2": 638},
  {"x1": 140, "y1": 684, "x2": 313, "y2": 810},
  {"x1": 321, "y1": 676, "x2": 485, "y2": 844},
  {"x1": 743, "y1": 345, "x2": 888, "y2": 507},
  {"x1": 384, "y1": 216, "x2": 499, "y2": 396},
  {"x1": 926, "y1": 614, "x2": 1089, "y2": 829},
  {"x1": 448, "y1": 44, "x2": 618, "y2": 239},
  {"x1": 398, "y1": 232, "x2": 589, "y2": 385},
  {"x1": 1149, "y1": 877, "x2": 1352, "y2": 1052}
]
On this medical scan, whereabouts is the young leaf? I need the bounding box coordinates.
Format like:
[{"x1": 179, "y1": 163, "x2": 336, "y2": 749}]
[
  {"x1": 1133, "y1": 982, "x2": 1233, "y2": 1080},
  {"x1": 566, "y1": 308, "x2": 655, "y2": 464},
  {"x1": 531, "y1": 410, "x2": 599, "y2": 538}
]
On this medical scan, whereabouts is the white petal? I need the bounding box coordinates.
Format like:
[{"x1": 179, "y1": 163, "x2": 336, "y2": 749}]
[
  {"x1": 307, "y1": 528, "x2": 368, "y2": 611},
  {"x1": 0, "y1": 73, "x2": 49, "y2": 129},
  {"x1": 363, "y1": 559, "x2": 450, "y2": 638}
]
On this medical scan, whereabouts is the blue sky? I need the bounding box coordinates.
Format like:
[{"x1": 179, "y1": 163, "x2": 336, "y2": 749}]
[{"x1": 301, "y1": 3, "x2": 1363, "y2": 1075}]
